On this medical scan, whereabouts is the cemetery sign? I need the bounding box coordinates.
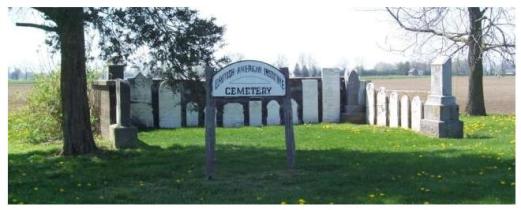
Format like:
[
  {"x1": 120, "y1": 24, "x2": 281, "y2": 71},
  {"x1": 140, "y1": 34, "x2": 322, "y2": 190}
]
[
  {"x1": 212, "y1": 60, "x2": 286, "y2": 97},
  {"x1": 204, "y1": 60, "x2": 295, "y2": 180}
]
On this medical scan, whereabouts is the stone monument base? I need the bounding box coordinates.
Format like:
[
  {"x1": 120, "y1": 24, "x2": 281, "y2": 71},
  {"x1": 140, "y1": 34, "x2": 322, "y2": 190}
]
[
  {"x1": 420, "y1": 119, "x2": 463, "y2": 138},
  {"x1": 341, "y1": 105, "x2": 366, "y2": 124},
  {"x1": 109, "y1": 124, "x2": 138, "y2": 148}
]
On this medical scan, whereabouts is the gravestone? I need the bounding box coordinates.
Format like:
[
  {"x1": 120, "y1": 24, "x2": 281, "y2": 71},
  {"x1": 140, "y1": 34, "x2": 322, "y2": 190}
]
[
  {"x1": 342, "y1": 70, "x2": 365, "y2": 123},
  {"x1": 366, "y1": 83, "x2": 376, "y2": 125},
  {"x1": 400, "y1": 95, "x2": 410, "y2": 129},
  {"x1": 321, "y1": 68, "x2": 341, "y2": 122},
  {"x1": 249, "y1": 100, "x2": 262, "y2": 126},
  {"x1": 291, "y1": 99, "x2": 299, "y2": 124},
  {"x1": 186, "y1": 102, "x2": 199, "y2": 127},
  {"x1": 109, "y1": 79, "x2": 137, "y2": 148},
  {"x1": 128, "y1": 73, "x2": 154, "y2": 128},
  {"x1": 158, "y1": 81, "x2": 182, "y2": 128},
  {"x1": 302, "y1": 79, "x2": 318, "y2": 123},
  {"x1": 358, "y1": 80, "x2": 369, "y2": 106},
  {"x1": 389, "y1": 91, "x2": 400, "y2": 128},
  {"x1": 266, "y1": 100, "x2": 281, "y2": 125},
  {"x1": 376, "y1": 87, "x2": 388, "y2": 126},
  {"x1": 411, "y1": 96, "x2": 423, "y2": 131},
  {"x1": 420, "y1": 56, "x2": 463, "y2": 138},
  {"x1": 223, "y1": 103, "x2": 244, "y2": 127}
]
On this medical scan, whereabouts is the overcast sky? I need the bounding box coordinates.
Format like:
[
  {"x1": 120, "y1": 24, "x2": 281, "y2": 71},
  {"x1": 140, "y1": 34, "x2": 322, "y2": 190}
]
[{"x1": 7, "y1": 6, "x2": 427, "y2": 72}]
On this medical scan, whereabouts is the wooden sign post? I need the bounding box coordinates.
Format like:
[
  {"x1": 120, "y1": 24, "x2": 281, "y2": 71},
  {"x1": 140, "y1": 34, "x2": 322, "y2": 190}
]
[{"x1": 204, "y1": 60, "x2": 295, "y2": 179}]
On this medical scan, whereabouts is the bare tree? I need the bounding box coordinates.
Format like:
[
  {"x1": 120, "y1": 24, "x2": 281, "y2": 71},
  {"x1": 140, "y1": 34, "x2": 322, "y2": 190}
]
[
  {"x1": 386, "y1": 7, "x2": 515, "y2": 116},
  {"x1": 273, "y1": 54, "x2": 288, "y2": 68}
]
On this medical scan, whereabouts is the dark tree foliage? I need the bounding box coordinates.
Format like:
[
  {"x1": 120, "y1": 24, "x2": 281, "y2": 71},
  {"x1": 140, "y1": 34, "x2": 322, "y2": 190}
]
[{"x1": 17, "y1": 7, "x2": 226, "y2": 155}]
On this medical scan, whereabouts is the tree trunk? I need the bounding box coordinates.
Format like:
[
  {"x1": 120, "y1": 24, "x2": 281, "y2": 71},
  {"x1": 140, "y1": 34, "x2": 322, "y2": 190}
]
[
  {"x1": 466, "y1": 7, "x2": 487, "y2": 116},
  {"x1": 57, "y1": 8, "x2": 97, "y2": 155}
]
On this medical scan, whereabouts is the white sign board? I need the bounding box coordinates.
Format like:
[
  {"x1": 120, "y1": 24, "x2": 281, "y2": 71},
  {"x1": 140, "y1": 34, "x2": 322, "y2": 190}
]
[{"x1": 212, "y1": 60, "x2": 286, "y2": 97}]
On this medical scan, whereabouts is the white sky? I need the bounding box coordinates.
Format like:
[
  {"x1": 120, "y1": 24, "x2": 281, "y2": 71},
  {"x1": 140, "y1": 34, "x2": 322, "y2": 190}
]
[{"x1": 6, "y1": 6, "x2": 413, "y2": 72}]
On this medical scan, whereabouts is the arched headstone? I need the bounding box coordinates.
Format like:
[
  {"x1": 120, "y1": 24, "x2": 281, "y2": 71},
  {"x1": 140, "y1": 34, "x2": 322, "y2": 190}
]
[
  {"x1": 376, "y1": 87, "x2": 388, "y2": 126},
  {"x1": 366, "y1": 83, "x2": 376, "y2": 125},
  {"x1": 291, "y1": 99, "x2": 299, "y2": 124},
  {"x1": 389, "y1": 91, "x2": 400, "y2": 128},
  {"x1": 400, "y1": 95, "x2": 410, "y2": 129},
  {"x1": 223, "y1": 103, "x2": 244, "y2": 127},
  {"x1": 411, "y1": 96, "x2": 423, "y2": 131},
  {"x1": 186, "y1": 102, "x2": 199, "y2": 127},
  {"x1": 158, "y1": 81, "x2": 181, "y2": 128},
  {"x1": 266, "y1": 100, "x2": 281, "y2": 125},
  {"x1": 128, "y1": 73, "x2": 154, "y2": 128},
  {"x1": 249, "y1": 101, "x2": 262, "y2": 126}
]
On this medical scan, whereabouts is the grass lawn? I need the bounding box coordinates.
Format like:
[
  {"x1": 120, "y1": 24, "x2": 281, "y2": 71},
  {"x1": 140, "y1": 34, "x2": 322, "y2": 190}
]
[{"x1": 8, "y1": 115, "x2": 515, "y2": 204}]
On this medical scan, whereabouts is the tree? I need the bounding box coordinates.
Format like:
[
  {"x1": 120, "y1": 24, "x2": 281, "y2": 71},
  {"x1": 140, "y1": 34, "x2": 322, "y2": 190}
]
[
  {"x1": 273, "y1": 54, "x2": 288, "y2": 68},
  {"x1": 386, "y1": 7, "x2": 515, "y2": 115},
  {"x1": 293, "y1": 63, "x2": 302, "y2": 77},
  {"x1": 301, "y1": 65, "x2": 310, "y2": 77},
  {"x1": 16, "y1": 7, "x2": 225, "y2": 155}
]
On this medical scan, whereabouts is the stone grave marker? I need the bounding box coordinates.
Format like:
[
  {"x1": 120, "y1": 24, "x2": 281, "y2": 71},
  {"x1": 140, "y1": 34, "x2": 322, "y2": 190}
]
[
  {"x1": 376, "y1": 87, "x2": 388, "y2": 126},
  {"x1": 158, "y1": 81, "x2": 182, "y2": 128},
  {"x1": 389, "y1": 91, "x2": 400, "y2": 127},
  {"x1": 411, "y1": 96, "x2": 423, "y2": 131},
  {"x1": 302, "y1": 79, "x2": 318, "y2": 123},
  {"x1": 321, "y1": 68, "x2": 340, "y2": 122},
  {"x1": 128, "y1": 73, "x2": 154, "y2": 128},
  {"x1": 223, "y1": 103, "x2": 244, "y2": 127},
  {"x1": 400, "y1": 95, "x2": 410, "y2": 129},
  {"x1": 366, "y1": 82, "x2": 376, "y2": 125}
]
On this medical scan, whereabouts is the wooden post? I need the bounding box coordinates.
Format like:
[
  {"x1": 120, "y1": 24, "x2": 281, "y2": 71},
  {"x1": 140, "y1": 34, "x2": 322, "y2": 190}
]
[
  {"x1": 280, "y1": 67, "x2": 296, "y2": 169},
  {"x1": 204, "y1": 66, "x2": 216, "y2": 180}
]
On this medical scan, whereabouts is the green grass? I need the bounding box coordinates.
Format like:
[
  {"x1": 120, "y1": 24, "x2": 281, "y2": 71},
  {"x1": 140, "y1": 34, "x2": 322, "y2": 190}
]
[
  {"x1": 8, "y1": 80, "x2": 35, "y2": 84},
  {"x1": 8, "y1": 115, "x2": 515, "y2": 204}
]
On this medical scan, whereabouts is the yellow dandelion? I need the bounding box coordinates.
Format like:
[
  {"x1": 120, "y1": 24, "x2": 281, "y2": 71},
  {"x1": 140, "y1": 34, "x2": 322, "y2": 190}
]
[
  {"x1": 369, "y1": 194, "x2": 375, "y2": 198},
  {"x1": 33, "y1": 187, "x2": 38, "y2": 191},
  {"x1": 500, "y1": 180, "x2": 506, "y2": 185},
  {"x1": 59, "y1": 188, "x2": 64, "y2": 192},
  {"x1": 424, "y1": 201, "x2": 430, "y2": 204},
  {"x1": 99, "y1": 196, "x2": 104, "y2": 199},
  {"x1": 298, "y1": 198, "x2": 306, "y2": 204},
  {"x1": 87, "y1": 183, "x2": 92, "y2": 187},
  {"x1": 77, "y1": 183, "x2": 82, "y2": 187},
  {"x1": 379, "y1": 193, "x2": 385, "y2": 196},
  {"x1": 281, "y1": 201, "x2": 287, "y2": 204},
  {"x1": 176, "y1": 179, "x2": 181, "y2": 183},
  {"x1": 76, "y1": 197, "x2": 80, "y2": 200},
  {"x1": 437, "y1": 175, "x2": 443, "y2": 179}
]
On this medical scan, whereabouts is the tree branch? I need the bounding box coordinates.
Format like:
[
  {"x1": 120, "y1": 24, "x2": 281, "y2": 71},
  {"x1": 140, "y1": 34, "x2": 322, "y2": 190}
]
[{"x1": 16, "y1": 22, "x2": 57, "y2": 32}]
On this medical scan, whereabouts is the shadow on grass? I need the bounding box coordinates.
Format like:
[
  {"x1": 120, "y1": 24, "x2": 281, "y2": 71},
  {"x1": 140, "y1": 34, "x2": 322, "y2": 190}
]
[{"x1": 8, "y1": 140, "x2": 515, "y2": 204}]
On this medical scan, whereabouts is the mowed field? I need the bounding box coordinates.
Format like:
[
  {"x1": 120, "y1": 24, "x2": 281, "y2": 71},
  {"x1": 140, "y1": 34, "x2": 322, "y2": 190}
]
[{"x1": 369, "y1": 76, "x2": 515, "y2": 114}]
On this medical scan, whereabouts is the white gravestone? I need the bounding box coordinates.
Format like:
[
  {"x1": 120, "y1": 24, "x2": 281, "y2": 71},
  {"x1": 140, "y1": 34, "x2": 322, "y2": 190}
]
[
  {"x1": 389, "y1": 91, "x2": 400, "y2": 128},
  {"x1": 291, "y1": 99, "x2": 299, "y2": 124},
  {"x1": 366, "y1": 83, "x2": 376, "y2": 125},
  {"x1": 249, "y1": 101, "x2": 262, "y2": 126},
  {"x1": 129, "y1": 73, "x2": 154, "y2": 128},
  {"x1": 376, "y1": 87, "x2": 388, "y2": 126},
  {"x1": 400, "y1": 95, "x2": 410, "y2": 129},
  {"x1": 186, "y1": 102, "x2": 199, "y2": 127},
  {"x1": 223, "y1": 103, "x2": 244, "y2": 127},
  {"x1": 266, "y1": 100, "x2": 281, "y2": 125},
  {"x1": 420, "y1": 56, "x2": 463, "y2": 138},
  {"x1": 302, "y1": 79, "x2": 319, "y2": 123},
  {"x1": 321, "y1": 68, "x2": 341, "y2": 122},
  {"x1": 158, "y1": 81, "x2": 182, "y2": 128},
  {"x1": 411, "y1": 96, "x2": 423, "y2": 131}
]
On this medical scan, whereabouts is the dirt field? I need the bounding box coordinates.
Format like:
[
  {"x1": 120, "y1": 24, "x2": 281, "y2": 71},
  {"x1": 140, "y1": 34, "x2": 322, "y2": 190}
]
[
  {"x1": 8, "y1": 76, "x2": 515, "y2": 114},
  {"x1": 8, "y1": 83, "x2": 33, "y2": 113},
  {"x1": 370, "y1": 76, "x2": 515, "y2": 114}
]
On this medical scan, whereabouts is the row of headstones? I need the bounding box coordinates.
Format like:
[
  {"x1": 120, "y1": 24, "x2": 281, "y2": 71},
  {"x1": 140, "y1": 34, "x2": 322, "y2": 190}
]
[
  {"x1": 366, "y1": 83, "x2": 424, "y2": 131},
  {"x1": 127, "y1": 72, "x2": 336, "y2": 128}
]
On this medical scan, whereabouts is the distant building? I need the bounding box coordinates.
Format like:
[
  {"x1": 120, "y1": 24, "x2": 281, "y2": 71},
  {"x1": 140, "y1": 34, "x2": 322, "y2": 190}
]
[{"x1": 408, "y1": 68, "x2": 425, "y2": 76}]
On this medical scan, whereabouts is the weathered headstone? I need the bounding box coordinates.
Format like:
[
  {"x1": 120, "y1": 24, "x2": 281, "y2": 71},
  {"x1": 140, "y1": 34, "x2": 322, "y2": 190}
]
[
  {"x1": 411, "y1": 96, "x2": 423, "y2": 131},
  {"x1": 186, "y1": 102, "x2": 199, "y2": 127},
  {"x1": 321, "y1": 68, "x2": 341, "y2": 122},
  {"x1": 109, "y1": 79, "x2": 137, "y2": 148},
  {"x1": 400, "y1": 95, "x2": 410, "y2": 129},
  {"x1": 249, "y1": 100, "x2": 262, "y2": 126},
  {"x1": 128, "y1": 73, "x2": 154, "y2": 128},
  {"x1": 291, "y1": 99, "x2": 299, "y2": 124},
  {"x1": 358, "y1": 80, "x2": 369, "y2": 106},
  {"x1": 389, "y1": 91, "x2": 400, "y2": 128},
  {"x1": 266, "y1": 100, "x2": 281, "y2": 125},
  {"x1": 342, "y1": 70, "x2": 365, "y2": 123},
  {"x1": 420, "y1": 56, "x2": 463, "y2": 138},
  {"x1": 223, "y1": 103, "x2": 244, "y2": 127},
  {"x1": 158, "y1": 81, "x2": 181, "y2": 128},
  {"x1": 366, "y1": 82, "x2": 376, "y2": 125},
  {"x1": 301, "y1": 79, "x2": 318, "y2": 123},
  {"x1": 376, "y1": 87, "x2": 388, "y2": 126}
]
